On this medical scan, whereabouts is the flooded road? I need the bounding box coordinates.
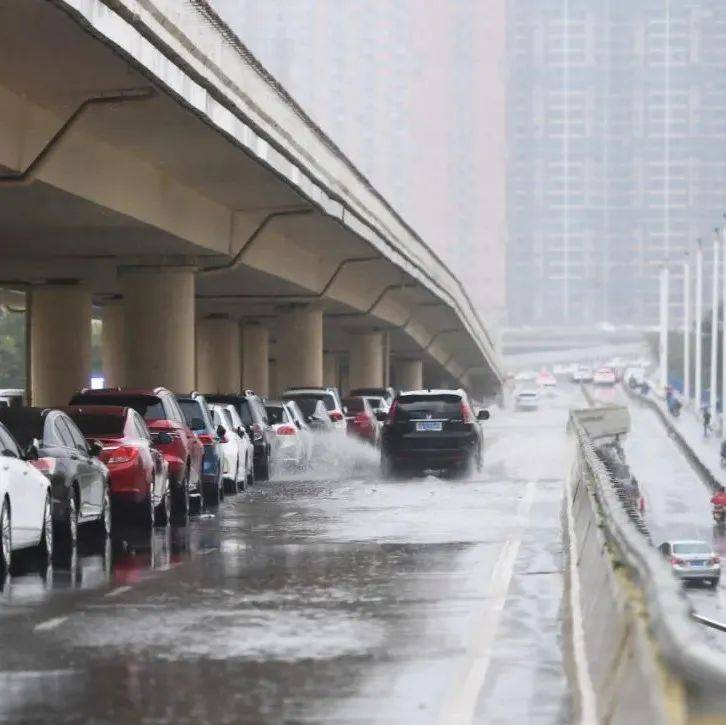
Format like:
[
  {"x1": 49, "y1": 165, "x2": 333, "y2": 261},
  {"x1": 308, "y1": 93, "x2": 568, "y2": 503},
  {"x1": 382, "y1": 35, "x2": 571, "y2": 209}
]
[{"x1": 0, "y1": 394, "x2": 579, "y2": 724}]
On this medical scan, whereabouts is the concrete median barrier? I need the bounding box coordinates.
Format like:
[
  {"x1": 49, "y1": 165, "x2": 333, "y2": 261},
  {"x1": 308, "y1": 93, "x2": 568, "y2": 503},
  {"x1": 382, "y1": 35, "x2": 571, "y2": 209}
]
[{"x1": 567, "y1": 412, "x2": 726, "y2": 723}]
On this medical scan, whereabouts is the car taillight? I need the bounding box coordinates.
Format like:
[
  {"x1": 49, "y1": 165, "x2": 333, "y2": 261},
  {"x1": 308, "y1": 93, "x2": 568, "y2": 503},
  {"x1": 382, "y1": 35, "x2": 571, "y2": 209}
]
[
  {"x1": 31, "y1": 457, "x2": 56, "y2": 477},
  {"x1": 277, "y1": 425, "x2": 296, "y2": 435},
  {"x1": 385, "y1": 400, "x2": 398, "y2": 425},
  {"x1": 461, "y1": 402, "x2": 475, "y2": 424},
  {"x1": 710, "y1": 556, "x2": 721, "y2": 566},
  {"x1": 354, "y1": 413, "x2": 369, "y2": 425},
  {"x1": 671, "y1": 557, "x2": 686, "y2": 566},
  {"x1": 107, "y1": 446, "x2": 138, "y2": 465},
  {"x1": 252, "y1": 423, "x2": 263, "y2": 441},
  {"x1": 329, "y1": 410, "x2": 343, "y2": 422},
  {"x1": 197, "y1": 433, "x2": 215, "y2": 446}
]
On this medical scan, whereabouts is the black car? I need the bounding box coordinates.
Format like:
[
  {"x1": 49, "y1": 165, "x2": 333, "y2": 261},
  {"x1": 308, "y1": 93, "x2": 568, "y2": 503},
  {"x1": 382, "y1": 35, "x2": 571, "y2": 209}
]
[
  {"x1": 0, "y1": 407, "x2": 111, "y2": 544},
  {"x1": 380, "y1": 389, "x2": 489, "y2": 478},
  {"x1": 203, "y1": 391, "x2": 272, "y2": 480},
  {"x1": 177, "y1": 393, "x2": 225, "y2": 503}
]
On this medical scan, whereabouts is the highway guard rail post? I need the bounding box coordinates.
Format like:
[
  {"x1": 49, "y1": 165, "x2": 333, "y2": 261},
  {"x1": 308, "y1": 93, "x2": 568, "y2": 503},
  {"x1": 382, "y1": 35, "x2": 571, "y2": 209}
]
[{"x1": 568, "y1": 410, "x2": 726, "y2": 723}]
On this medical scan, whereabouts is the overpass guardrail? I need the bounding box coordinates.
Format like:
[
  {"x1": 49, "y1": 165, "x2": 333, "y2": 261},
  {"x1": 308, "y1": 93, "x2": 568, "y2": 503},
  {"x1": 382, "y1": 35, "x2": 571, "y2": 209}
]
[{"x1": 569, "y1": 409, "x2": 726, "y2": 722}]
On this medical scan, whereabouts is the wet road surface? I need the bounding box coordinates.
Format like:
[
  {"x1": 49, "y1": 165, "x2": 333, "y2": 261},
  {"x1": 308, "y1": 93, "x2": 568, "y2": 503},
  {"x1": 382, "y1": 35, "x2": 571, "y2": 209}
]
[
  {"x1": 0, "y1": 396, "x2": 578, "y2": 724},
  {"x1": 618, "y1": 393, "x2": 726, "y2": 649}
]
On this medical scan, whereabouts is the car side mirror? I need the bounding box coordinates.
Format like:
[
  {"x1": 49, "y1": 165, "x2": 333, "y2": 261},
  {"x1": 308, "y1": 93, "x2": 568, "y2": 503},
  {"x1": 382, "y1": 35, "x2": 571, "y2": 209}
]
[
  {"x1": 477, "y1": 410, "x2": 490, "y2": 421},
  {"x1": 375, "y1": 410, "x2": 388, "y2": 422},
  {"x1": 236, "y1": 426, "x2": 245, "y2": 438},
  {"x1": 89, "y1": 440, "x2": 104, "y2": 457},
  {"x1": 151, "y1": 431, "x2": 173, "y2": 446},
  {"x1": 24, "y1": 441, "x2": 39, "y2": 461},
  {"x1": 216, "y1": 424, "x2": 226, "y2": 439}
]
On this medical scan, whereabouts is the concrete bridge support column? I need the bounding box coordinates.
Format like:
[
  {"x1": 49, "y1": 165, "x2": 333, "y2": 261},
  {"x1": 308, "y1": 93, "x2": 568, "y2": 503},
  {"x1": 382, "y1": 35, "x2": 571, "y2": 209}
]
[
  {"x1": 30, "y1": 282, "x2": 91, "y2": 407},
  {"x1": 323, "y1": 352, "x2": 339, "y2": 389},
  {"x1": 196, "y1": 316, "x2": 241, "y2": 394},
  {"x1": 275, "y1": 305, "x2": 323, "y2": 392},
  {"x1": 241, "y1": 322, "x2": 269, "y2": 396},
  {"x1": 395, "y1": 358, "x2": 423, "y2": 392},
  {"x1": 348, "y1": 331, "x2": 385, "y2": 390},
  {"x1": 121, "y1": 267, "x2": 195, "y2": 391},
  {"x1": 101, "y1": 298, "x2": 126, "y2": 387}
]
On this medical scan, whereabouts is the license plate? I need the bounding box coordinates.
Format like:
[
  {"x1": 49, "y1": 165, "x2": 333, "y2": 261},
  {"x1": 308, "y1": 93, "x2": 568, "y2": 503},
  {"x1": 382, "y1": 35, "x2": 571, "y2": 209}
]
[
  {"x1": 691, "y1": 561, "x2": 706, "y2": 567},
  {"x1": 416, "y1": 421, "x2": 442, "y2": 432}
]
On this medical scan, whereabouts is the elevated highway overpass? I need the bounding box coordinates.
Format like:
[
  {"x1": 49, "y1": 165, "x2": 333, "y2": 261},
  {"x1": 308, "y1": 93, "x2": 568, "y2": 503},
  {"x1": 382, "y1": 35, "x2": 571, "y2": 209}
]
[{"x1": 0, "y1": 0, "x2": 502, "y2": 406}]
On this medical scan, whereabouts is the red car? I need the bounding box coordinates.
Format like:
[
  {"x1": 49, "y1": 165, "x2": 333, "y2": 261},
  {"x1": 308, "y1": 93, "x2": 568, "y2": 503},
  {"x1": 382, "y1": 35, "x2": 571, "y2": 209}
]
[
  {"x1": 69, "y1": 388, "x2": 203, "y2": 517},
  {"x1": 342, "y1": 396, "x2": 379, "y2": 446},
  {"x1": 63, "y1": 405, "x2": 170, "y2": 527}
]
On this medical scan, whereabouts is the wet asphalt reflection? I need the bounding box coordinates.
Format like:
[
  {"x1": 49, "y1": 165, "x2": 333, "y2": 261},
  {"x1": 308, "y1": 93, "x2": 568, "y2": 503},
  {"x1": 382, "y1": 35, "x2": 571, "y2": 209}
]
[{"x1": 0, "y1": 403, "x2": 578, "y2": 724}]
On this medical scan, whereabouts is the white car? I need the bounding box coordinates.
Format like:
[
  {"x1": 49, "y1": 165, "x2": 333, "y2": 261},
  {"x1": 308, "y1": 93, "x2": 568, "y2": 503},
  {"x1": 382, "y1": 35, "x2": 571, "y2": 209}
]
[
  {"x1": 283, "y1": 400, "x2": 314, "y2": 466},
  {"x1": 658, "y1": 540, "x2": 720, "y2": 586},
  {"x1": 0, "y1": 422, "x2": 53, "y2": 574},
  {"x1": 281, "y1": 387, "x2": 347, "y2": 434},
  {"x1": 571, "y1": 366, "x2": 594, "y2": 383},
  {"x1": 515, "y1": 389, "x2": 540, "y2": 411},
  {"x1": 593, "y1": 367, "x2": 616, "y2": 386},
  {"x1": 265, "y1": 400, "x2": 307, "y2": 473},
  {"x1": 210, "y1": 404, "x2": 254, "y2": 491}
]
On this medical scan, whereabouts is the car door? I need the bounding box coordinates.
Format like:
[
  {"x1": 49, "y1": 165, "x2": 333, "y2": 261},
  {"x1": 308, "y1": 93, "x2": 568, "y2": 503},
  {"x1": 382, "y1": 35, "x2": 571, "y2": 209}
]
[
  {"x1": 0, "y1": 426, "x2": 42, "y2": 547},
  {"x1": 60, "y1": 415, "x2": 102, "y2": 519}
]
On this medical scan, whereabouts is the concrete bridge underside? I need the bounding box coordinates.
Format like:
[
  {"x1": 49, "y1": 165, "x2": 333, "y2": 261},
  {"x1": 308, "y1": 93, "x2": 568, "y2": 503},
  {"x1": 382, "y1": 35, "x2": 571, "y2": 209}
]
[{"x1": 0, "y1": 0, "x2": 502, "y2": 405}]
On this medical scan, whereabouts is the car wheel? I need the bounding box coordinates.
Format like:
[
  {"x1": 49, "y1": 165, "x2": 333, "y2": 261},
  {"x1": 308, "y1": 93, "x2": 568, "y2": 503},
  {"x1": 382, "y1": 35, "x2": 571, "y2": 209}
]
[
  {"x1": 0, "y1": 498, "x2": 11, "y2": 576},
  {"x1": 711, "y1": 578, "x2": 721, "y2": 587},
  {"x1": 138, "y1": 492, "x2": 154, "y2": 530},
  {"x1": 172, "y1": 469, "x2": 190, "y2": 521},
  {"x1": 37, "y1": 494, "x2": 53, "y2": 564},
  {"x1": 92, "y1": 485, "x2": 112, "y2": 538},
  {"x1": 154, "y1": 483, "x2": 171, "y2": 527},
  {"x1": 56, "y1": 490, "x2": 79, "y2": 546}
]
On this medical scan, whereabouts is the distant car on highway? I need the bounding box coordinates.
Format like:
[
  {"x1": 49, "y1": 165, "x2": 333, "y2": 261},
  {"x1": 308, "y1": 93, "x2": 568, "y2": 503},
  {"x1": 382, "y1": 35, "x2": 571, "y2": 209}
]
[
  {"x1": 514, "y1": 389, "x2": 539, "y2": 411},
  {"x1": 593, "y1": 367, "x2": 616, "y2": 386},
  {"x1": 536, "y1": 370, "x2": 557, "y2": 388},
  {"x1": 658, "y1": 540, "x2": 720, "y2": 586},
  {"x1": 571, "y1": 366, "x2": 594, "y2": 383},
  {"x1": 380, "y1": 389, "x2": 488, "y2": 478},
  {"x1": 514, "y1": 370, "x2": 537, "y2": 383}
]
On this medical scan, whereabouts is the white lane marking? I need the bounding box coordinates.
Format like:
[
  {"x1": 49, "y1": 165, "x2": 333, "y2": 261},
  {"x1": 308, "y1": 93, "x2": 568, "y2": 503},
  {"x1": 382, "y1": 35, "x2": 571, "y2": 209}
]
[
  {"x1": 34, "y1": 616, "x2": 68, "y2": 632},
  {"x1": 105, "y1": 585, "x2": 132, "y2": 598},
  {"x1": 564, "y1": 467, "x2": 598, "y2": 724},
  {"x1": 437, "y1": 480, "x2": 536, "y2": 725}
]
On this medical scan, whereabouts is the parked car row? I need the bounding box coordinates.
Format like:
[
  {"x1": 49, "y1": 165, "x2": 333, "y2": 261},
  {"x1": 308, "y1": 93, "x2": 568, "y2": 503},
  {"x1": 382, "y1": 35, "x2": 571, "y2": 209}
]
[{"x1": 0, "y1": 382, "x2": 406, "y2": 574}]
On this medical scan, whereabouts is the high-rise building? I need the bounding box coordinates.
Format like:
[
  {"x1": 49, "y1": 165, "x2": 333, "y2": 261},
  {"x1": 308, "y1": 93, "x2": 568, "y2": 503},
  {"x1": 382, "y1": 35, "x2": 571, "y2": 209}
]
[
  {"x1": 210, "y1": 0, "x2": 508, "y2": 326},
  {"x1": 508, "y1": 0, "x2": 726, "y2": 326}
]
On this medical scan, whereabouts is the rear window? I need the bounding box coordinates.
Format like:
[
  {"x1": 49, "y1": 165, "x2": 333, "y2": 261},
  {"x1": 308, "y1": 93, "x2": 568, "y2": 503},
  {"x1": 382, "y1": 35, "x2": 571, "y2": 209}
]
[
  {"x1": 178, "y1": 400, "x2": 211, "y2": 432},
  {"x1": 282, "y1": 392, "x2": 335, "y2": 411},
  {"x1": 206, "y1": 396, "x2": 254, "y2": 425},
  {"x1": 0, "y1": 416, "x2": 44, "y2": 448},
  {"x1": 365, "y1": 397, "x2": 384, "y2": 410},
  {"x1": 395, "y1": 394, "x2": 462, "y2": 421},
  {"x1": 265, "y1": 406, "x2": 286, "y2": 425},
  {"x1": 289, "y1": 398, "x2": 319, "y2": 417},
  {"x1": 70, "y1": 394, "x2": 165, "y2": 422},
  {"x1": 67, "y1": 413, "x2": 125, "y2": 438},
  {"x1": 342, "y1": 398, "x2": 364, "y2": 412},
  {"x1": 673, "y1": 542, "x2": 711, "y2": 555}
]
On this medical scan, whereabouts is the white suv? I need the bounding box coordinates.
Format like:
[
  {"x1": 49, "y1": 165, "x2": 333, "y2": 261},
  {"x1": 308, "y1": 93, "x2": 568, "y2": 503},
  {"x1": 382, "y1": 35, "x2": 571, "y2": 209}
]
[{"x1": 281, "y1": 387, "x2": 347, "y2": 433}]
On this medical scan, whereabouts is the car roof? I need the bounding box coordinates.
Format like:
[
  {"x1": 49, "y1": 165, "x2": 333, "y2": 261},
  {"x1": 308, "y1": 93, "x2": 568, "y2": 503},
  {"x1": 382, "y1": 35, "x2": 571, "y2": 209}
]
[
  {"x1": 398, "y1": 389, "x2": 465, "y2": 396},
  {"x1": 666, "y1": 539, "x2": 711, "y2": 546},
  {"x1": 75, "y1": 387, "x2": 169, "y2": 397},
  {"x1": 264, "y1": 400, "x2": 284, "y2": 407},
  {"x1": 62, "y1": 405, "x2": 129, "y2": 418}
]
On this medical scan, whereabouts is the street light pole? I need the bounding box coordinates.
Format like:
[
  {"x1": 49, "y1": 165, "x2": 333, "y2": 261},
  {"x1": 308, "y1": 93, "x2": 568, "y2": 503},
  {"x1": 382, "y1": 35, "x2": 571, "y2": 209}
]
[
  {"x1": 696, "y1": 239, "x2": 704, "y2": 410},
  {"x1": 710, "y1": 230, "x2": 720, "y2": 420},
  {"x1": 659, "y1": 264, "x2": 669, "y2": 393},
  {"x1": 683, "y1": 254, "x2": 690, "y2": 404}
]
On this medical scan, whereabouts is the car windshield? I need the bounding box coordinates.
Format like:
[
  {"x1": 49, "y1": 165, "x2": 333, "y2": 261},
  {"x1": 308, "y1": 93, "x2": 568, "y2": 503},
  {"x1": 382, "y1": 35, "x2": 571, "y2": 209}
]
[
  {"x1": 283, "y1": 393, "x2": 335, "y2": 411},
  {"x1": 265, "y1": 406, "x2": 286, "y2": 425},
  {"x1": 673, "y1": 542, "x2": 712, "y2": 555},
  {"x1": 70, "y1": 394, "x2": 165, "y2": 422},
  {"x1": 395, "y1": 394, "x2": 462, "y2": 420},
  {"x1": 178, "y1": 400, "x2": 210, "y2": 432},
  {"x1": 68, "y1": 413, "x2": 125, "y2": 437}
]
